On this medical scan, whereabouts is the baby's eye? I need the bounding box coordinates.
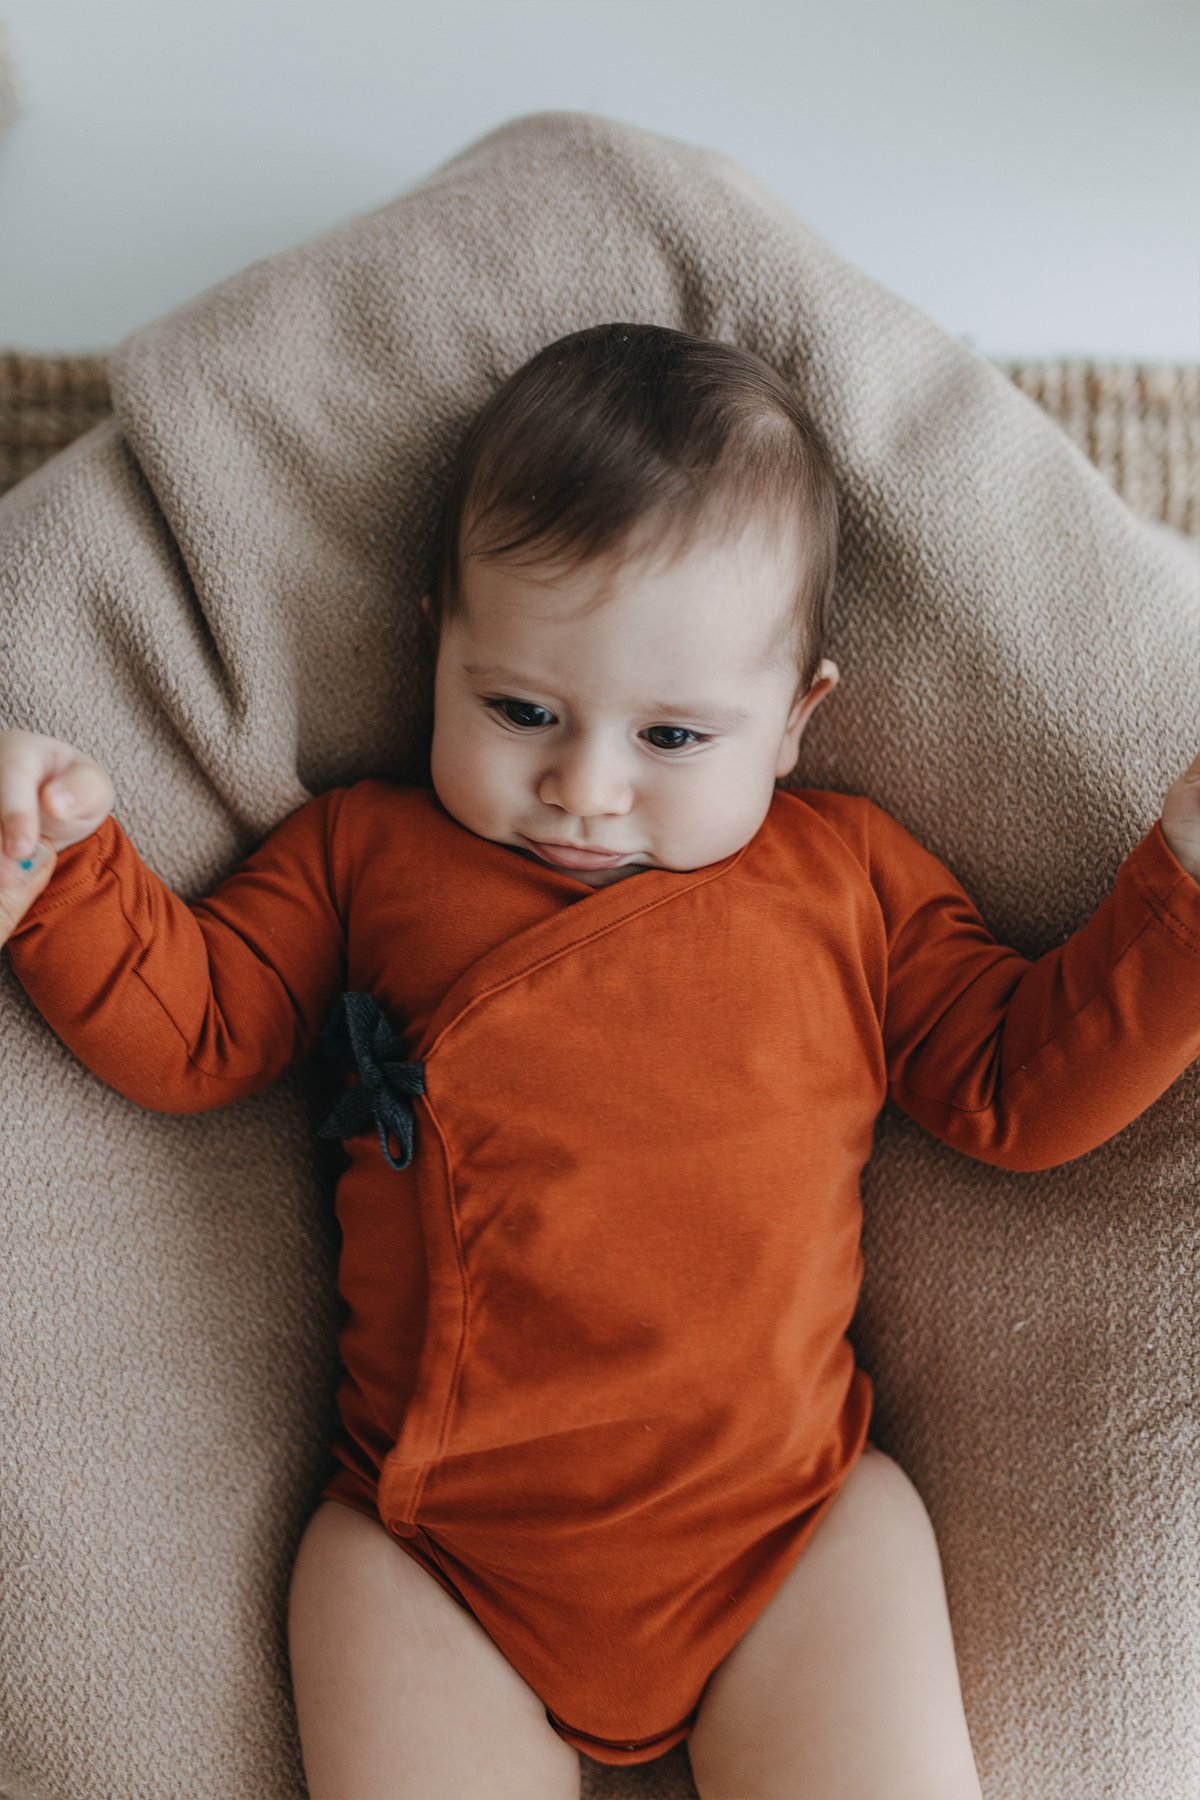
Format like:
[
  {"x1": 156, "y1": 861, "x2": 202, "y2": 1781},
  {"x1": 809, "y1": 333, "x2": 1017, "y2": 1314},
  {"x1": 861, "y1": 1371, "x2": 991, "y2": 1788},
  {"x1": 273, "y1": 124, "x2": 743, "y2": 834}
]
[
  {"x1": 643, "y1": 726, "x2": 711, "y2": 752},
  {"x1": 485, "y1": 699, "x2": 554, "y2": 729},
  {"x1": 482, "y1": 698, "x2": 711, "y2": 752}
]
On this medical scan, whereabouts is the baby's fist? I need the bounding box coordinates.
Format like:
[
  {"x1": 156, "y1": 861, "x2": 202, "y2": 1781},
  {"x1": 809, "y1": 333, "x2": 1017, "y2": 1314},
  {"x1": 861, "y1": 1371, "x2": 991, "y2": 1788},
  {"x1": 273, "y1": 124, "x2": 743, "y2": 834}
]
[
  {"x1": 0, "y1": 728, "x2": 115, "y2": 865},
  {"x1": 1159, "y1": 748, "x2": 1200, "y2": 884}
]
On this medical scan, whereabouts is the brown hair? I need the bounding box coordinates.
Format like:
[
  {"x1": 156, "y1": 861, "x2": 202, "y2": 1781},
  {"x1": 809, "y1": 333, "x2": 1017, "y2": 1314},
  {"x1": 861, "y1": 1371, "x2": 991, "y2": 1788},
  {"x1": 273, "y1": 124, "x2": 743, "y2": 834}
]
[{"x1": 423, "y1": 322, "x2": 839, "y2": 695}]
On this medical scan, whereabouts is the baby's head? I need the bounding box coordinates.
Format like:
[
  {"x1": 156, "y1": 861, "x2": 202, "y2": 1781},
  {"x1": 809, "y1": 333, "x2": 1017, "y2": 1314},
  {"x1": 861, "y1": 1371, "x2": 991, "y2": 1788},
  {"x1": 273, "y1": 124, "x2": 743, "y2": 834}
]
[{"x1": 420, "y1": 322, "x2": 840, "y2": 888}]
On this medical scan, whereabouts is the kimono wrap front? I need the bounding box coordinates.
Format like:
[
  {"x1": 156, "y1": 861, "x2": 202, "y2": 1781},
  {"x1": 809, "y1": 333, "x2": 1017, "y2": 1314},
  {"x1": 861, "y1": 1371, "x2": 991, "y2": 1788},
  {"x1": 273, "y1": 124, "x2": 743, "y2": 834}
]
[{"x1": 9, "y1": 779, "x2": 1200, "y2": 1766}]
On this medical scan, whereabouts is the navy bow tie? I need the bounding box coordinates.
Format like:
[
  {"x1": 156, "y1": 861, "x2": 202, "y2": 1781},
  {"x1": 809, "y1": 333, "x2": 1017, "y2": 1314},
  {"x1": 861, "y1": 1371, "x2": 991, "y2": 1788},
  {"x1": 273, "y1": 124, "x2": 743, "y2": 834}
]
[{"x1": 317, "y1": 991, "x2": 426, "y2": 1170}]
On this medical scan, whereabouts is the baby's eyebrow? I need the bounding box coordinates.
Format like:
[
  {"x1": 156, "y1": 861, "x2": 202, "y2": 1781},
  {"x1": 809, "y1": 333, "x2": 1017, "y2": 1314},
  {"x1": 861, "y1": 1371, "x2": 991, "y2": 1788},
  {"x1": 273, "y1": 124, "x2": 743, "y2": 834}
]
[{"x1": 462, "y1": 663, "x2": 751, "y2": 724}]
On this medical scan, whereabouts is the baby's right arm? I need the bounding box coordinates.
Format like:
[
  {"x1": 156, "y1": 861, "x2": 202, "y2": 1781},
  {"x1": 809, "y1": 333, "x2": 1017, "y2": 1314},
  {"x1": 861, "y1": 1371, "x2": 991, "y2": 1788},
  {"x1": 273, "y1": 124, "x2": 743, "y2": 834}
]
[{"x1": 1, "y1": 729, "x2": 350, "y2": 1112}]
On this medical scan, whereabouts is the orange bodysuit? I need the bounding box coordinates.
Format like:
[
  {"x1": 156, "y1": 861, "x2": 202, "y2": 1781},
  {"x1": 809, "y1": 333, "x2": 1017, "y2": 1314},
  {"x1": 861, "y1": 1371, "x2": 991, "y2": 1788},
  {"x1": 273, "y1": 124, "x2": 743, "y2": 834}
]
[{"x1": 8, "y1": 780, "x2": 1200, "y2": 1764}]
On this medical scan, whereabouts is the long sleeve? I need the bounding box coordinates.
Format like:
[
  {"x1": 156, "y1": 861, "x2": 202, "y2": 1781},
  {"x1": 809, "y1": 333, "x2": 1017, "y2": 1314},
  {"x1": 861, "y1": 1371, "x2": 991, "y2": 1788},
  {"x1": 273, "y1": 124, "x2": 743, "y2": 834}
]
[
  {"x1": 4, "y1": 787, "x2": 351, "y2": 1113},
  {"x1": 868, "y1": 801, "x2": 1200, "y2": 1171}
]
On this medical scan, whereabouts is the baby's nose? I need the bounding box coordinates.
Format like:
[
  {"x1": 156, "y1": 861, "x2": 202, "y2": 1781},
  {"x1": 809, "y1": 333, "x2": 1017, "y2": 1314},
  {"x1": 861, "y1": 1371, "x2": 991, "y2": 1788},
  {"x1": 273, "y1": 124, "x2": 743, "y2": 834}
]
[{"x1": 538, "y1": 742, "x2": 632, "y2": 816}]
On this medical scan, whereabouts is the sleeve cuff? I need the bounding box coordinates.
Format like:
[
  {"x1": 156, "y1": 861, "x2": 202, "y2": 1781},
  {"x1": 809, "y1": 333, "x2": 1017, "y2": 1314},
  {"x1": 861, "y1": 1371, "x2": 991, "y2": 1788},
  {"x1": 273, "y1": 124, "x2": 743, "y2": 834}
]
[
  {"x1": 17, "y1": 815, "x2": 125, "y2": 923},
  {"x1": 1128, "y1": 818, "x2": 1200, "y2": 956}
]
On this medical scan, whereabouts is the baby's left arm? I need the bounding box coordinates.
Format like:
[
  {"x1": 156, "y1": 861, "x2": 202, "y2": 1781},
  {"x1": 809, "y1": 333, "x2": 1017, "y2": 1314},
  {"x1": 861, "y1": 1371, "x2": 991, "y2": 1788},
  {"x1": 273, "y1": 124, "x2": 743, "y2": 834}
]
[{"x1": 868, "y1": 752, "x2": 1200, "y2": 1173}]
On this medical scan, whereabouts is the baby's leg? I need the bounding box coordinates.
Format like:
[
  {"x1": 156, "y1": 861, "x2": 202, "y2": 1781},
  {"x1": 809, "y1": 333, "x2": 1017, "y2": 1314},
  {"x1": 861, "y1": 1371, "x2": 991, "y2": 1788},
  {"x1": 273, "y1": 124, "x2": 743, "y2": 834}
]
[
  {"x1": 687, "y1": 1443, "x2": 983, "y2": 1800},
  {"x1": 287, "y1": 1500, "x2": 581, "y2": 1800}
]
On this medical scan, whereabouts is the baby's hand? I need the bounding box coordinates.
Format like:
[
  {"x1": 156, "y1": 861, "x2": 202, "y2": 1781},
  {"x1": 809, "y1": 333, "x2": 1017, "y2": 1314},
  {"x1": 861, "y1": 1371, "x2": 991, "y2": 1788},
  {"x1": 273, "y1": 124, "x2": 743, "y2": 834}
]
[
  {"x1": 0, "y1": 729, "x2": 116, "y2": 941},
  {"x1": 1159, "y1": 748, "x2": 1200, "y2": 883}
]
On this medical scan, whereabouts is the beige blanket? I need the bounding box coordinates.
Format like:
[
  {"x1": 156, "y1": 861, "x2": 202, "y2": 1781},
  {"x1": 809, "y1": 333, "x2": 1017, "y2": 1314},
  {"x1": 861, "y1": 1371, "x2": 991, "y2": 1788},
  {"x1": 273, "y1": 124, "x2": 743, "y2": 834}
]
[{"x1": 1, "y1": 111, "x2": 1196, "y2": 1800}]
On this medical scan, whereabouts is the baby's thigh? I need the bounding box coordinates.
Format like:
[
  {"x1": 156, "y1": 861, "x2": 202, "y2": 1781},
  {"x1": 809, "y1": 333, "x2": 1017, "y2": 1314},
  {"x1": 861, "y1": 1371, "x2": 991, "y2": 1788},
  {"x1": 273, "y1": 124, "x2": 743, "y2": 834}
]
[
  {"x1": 687, "y1": 1444, "x2": 982, "y2": 1800},
  {"x1": 287, "y1": 1500, "x2": 580, "y2": 1800}
]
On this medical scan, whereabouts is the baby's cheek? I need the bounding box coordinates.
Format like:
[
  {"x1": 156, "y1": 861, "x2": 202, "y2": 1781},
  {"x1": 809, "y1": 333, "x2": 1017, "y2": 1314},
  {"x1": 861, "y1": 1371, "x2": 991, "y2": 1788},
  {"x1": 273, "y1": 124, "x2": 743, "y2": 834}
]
[
  {"x1": 428, "y1": 732, "x2": 471, "y2": 816},
  {"x1": 432, "y1": 733, "x2": 505, "y2": 828}
]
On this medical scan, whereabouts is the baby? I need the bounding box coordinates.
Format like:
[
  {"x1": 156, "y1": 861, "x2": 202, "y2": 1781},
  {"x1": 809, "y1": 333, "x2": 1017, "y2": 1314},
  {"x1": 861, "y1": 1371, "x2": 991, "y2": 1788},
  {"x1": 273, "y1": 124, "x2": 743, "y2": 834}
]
[{"x1": 3, "y1": 323, "x2": 1199, "y2": 1800}]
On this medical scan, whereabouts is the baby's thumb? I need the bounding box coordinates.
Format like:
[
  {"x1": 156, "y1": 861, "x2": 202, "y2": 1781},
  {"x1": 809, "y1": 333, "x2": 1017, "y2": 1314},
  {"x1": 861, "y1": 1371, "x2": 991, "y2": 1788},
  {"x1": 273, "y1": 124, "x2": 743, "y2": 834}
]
[
  {"x1": 43, "y1": 764, "x2": 114, "y2": 832},
  {"x1": 0, "y1": 840, "x2": 57, "y2": 949}
]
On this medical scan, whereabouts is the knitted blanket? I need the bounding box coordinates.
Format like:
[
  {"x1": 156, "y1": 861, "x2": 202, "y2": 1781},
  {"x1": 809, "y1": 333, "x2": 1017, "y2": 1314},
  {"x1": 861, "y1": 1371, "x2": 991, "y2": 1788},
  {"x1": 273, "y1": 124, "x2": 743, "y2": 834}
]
[{"x1": 1, "y1": 111, "x2": 1196, "y2": 1800}]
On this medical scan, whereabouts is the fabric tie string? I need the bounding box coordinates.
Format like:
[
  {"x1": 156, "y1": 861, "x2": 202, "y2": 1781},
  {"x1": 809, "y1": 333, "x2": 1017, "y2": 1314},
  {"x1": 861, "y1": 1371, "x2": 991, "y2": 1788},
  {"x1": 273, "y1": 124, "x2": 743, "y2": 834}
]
[{"x1": 317, "y1": 990, "x2": 425, "y2": 1170}]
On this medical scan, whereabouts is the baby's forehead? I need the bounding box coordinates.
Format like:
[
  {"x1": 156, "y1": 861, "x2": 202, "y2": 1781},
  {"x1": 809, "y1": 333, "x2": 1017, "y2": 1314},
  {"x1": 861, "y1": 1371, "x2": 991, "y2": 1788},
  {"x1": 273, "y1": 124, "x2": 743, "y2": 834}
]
[
  {"x1": 458, "y1": 528, "x2": 800, "y2": 673},
  {"x1": 500, "y1": 587, "x2": 787, "y2": 668}
]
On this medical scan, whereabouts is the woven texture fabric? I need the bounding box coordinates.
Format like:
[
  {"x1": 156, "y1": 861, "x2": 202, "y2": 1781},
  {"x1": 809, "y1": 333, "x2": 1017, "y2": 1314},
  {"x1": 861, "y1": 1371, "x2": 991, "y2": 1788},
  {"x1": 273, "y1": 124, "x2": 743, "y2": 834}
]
[
  {"x1": 4, "y1": 348, "x2": 1197, "y2": 536},
  {"x1": 0, "y1": 111, "x2": 1197, "y2": 1800}
]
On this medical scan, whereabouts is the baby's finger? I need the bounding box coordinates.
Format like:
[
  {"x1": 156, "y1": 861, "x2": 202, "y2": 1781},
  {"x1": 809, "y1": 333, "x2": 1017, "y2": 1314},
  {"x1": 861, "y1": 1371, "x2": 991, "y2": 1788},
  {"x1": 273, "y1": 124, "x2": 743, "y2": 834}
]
[
  {"x1": 42, "y1": 777, "x2": 81, "y2": 819},
  {"x1": 1, "y1": 807, "x2": 39, "y2": 862},
  {"x1": 0, "y1": 839, "x2": 56, "y2": 946},
  {"x1": 0, "y1": 751, "x2": 45, "y2": 860},
  {"x1": 39, "y1": 763, "x2": 114, "y2": 826}
]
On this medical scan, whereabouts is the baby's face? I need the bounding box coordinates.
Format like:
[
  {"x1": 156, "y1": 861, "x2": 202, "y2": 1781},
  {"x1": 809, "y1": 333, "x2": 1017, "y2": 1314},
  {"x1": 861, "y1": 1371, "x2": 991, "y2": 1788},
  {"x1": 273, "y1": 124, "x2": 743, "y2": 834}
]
[{"x1": 425, "y1": 524, "x2": 837, "y2": 887}]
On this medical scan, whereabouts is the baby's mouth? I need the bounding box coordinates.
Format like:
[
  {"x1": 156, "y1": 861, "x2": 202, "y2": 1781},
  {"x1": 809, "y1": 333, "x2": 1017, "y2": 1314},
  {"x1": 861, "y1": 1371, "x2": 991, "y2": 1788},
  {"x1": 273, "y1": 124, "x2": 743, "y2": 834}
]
[{"x1": 518, "y1": 835, "x2": 633, "y2": 870}]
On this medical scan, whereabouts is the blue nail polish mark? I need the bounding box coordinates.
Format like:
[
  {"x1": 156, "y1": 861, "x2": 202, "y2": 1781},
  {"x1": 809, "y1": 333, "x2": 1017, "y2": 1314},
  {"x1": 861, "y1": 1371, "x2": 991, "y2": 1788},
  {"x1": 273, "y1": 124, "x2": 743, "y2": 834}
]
[{"x1": 19, "y1": 858, "x2": 33, "y2": 872}]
